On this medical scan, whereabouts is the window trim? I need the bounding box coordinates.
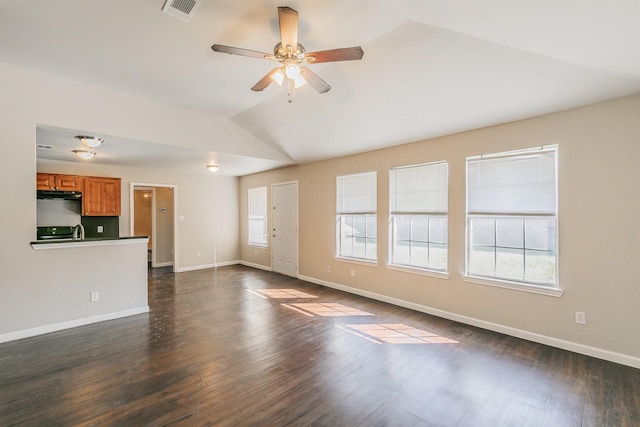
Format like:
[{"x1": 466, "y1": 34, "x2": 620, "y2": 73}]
[
  {"x1": 248, "y1": 186, "x2": 268, "y2": 248},
  {"x1": 389, "y1": 161, "x2": 448, "y2": 274},
  {"x1": 336, "y1": 171, "x2": 378, "y2": 262},
  {"x1": 465, "y1": 146, "x2": 559, "y2": 289},
  {"x1": 462, "y1": 274, "x2": 563, "y2": 297}
]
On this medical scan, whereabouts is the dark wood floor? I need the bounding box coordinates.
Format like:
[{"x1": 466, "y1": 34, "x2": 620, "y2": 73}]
[{"x1": 1, "y1": 265, "x2": 639, "y2": 426}]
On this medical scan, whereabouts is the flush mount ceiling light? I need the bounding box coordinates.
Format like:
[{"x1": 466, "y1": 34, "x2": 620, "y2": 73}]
[
  {"x1": 75, "y1": 135, "x2": 104, "y2": 148},
  {"x1": 207, "y1": 164, "x2": 220, "y2": 172},
  {"x1": 72, "y1": 149, "x2": 96, "y2": 160}
]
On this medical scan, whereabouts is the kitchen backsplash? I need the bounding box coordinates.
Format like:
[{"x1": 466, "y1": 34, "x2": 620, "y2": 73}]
[{"x1": 82, "y1": 216, "x2": 119, "y2": 239}]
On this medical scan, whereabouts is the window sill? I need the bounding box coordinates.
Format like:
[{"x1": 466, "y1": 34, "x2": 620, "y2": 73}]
[
  {"x1": 248, "y1": 243, "x2": 268, "y2": 249},
  {"x1": 462, "y1": 275, "x2": 563, "y2": 298},
  {"x1": 335, "y1": 256, "x2": 378, "y2": 267},
  {"x1": 387, "y1": 264, "x2": 450, "y2": 280}
]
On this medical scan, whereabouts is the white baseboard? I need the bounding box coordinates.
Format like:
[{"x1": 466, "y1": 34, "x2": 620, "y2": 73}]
[
  {"x1": 0, "y1": 306, "x2": 150, "y2": 344},
  {"x1": 298, "y1": 274, "x2": 640, "y2": 370},
  {"x1": 153, "y1": 262, "x2": 173, "y2": 267},
  {"x1": 240, "y1": 261, "x2": 273, "y2": 271},
  {"x1": 175, "y1": 260, "x2": 240, "y2": 272}
]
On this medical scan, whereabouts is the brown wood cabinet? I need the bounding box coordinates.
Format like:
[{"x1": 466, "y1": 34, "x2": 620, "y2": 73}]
[
  {"x1": 82, "y1": 177, "x2": 121, "y2": 216},
  {"x1": 36, "y1": 173, "x2": 83, "y2": 192}
]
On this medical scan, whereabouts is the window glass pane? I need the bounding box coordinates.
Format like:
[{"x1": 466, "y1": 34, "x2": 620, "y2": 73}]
[
  {"x1": 391, "y1": 236, "x2": 411, "y2": 265},
  {"x1": 353, "y1": 216, "x2": 366, "y2": 238},
  {"x1": 366, "y1": 215, "x2": 377, "y2": 239},
  {"x1": 353, "y1": 235, "x2": 366, "y2": 259},
  {"x1": 392, "y1": 237, "x2": 410, "y2": 265},
  {"x1": 410, "y1": 241, "x2": 429, "y2": 267},
  {"x1": 429, "y1": 218, "x2": 447, "y2": 244},
  {"x1": 396, "y1": 216, "x2": 411, "y2": 240},
  {"x1": 411, "y1": 217, "x2": 429, "y2": 242},
  {"x1": 525, "y1": 250, "x2": 556, "y2": 284},
  {"x1": 525, "y1": 218, "x2": 556, "y2": 251},
  {"x1": 365, "y1": 239, "x2": 377, "y2": 260},
  {"x1": 496, "y1": 247, "x2": 524, "y2": 281},
  {"x1": 339, "y1": 216, "x2": 356, "y2": 258},
  {"x1": 429, "y1": 242, "x2": 448, "y2": 271},
  {"x1": 469, "y1": 245, "x2": 495, "y2": 276},
  {"x1": 471, "y1": 218, "x2": 495, "y2": 246},
  {"x1": 496, "y1": 218, "x2": 524, "y2": 248}
]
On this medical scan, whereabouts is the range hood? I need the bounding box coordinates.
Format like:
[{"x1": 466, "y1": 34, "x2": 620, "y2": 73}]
[{"x1": 37, "y1": 190, "x2": 82, "y2": 200}]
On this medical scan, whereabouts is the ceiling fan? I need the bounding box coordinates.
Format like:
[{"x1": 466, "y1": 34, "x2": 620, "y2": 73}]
[{"x1": 211, "y1": 6, "x2": 364, "y2": 100}]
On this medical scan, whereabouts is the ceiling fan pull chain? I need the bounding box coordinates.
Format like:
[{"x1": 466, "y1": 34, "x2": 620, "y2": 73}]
[{"x1": 287, "y1": 79, "x2": 295, "y2": 103}]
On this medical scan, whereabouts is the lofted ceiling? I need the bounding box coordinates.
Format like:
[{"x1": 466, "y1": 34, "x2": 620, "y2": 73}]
[{"x1": 1, "y1": 0, "x2": 640, "y2": 176}]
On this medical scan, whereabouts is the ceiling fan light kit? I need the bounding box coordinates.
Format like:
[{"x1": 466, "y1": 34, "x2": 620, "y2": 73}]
[
  {"x1": 211, "y1": 6, "x2": 364, "y2": 102},
  {"x1": 72, "y1": 135, "x2": 103, "y2": 160},
  {"x1": 75, "y1": 135, "x2": 104, "y2": 148},
  {"x1": 72, "y1": 149, "x2": 97, "y2": 160}
]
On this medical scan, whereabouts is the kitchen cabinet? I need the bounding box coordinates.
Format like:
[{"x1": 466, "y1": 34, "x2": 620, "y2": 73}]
[
  {"x1": 82, "y1": 177, "x2": 121, "y2": 216},
  {"x1": 36, "y1": 173, "x2": 83, "y2": 191}
]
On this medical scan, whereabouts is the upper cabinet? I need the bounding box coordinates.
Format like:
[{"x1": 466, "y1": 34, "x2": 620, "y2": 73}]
[
  {"x1": 36, "y1": 173, "x2": 83, "y2": 192},
  {"x1": 83, "y1": 177, "x2": 121, "y2": 216}
]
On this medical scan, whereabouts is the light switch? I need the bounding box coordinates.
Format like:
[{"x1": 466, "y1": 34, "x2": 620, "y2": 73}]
[{"x1": 179, "y1": 215, "x2": 185, "y2": 221}]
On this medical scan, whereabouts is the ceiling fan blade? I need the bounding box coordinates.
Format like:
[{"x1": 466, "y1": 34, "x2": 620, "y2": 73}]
[
  {"x1": 278, "y1": 6, "x2": 298, "y2": 50},
  {"x1": 305, "y1": 47, "x2": 364, "y2": 64},
  {"x1": 251, "y1": 68, "x2": 282, "y2": 91},
  {"x1": 211, "y1": 44, "x2": 271, "y2": 60},
  {"x1": 300, "y1": 67, "x2": 331, "y2": 94}
]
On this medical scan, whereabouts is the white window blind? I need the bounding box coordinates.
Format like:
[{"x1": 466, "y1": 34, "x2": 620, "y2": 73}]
[
  {"x1": 467, "y1": 148, "x2": 557, "y2": 215},
  {"x1": 390, "y1": 162, "x2": 448, "y2": 214},
  {"x1": 337, "y1": 172, "x2": 377, "y2": 213},
  {"x1": 248, "y1": 187, "x2": 267, "y2": 246}
]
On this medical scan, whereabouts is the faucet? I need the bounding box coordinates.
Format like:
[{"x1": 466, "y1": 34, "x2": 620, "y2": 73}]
[{"x1": 73, "y1": 223, "x2": 85, "y2": 240}]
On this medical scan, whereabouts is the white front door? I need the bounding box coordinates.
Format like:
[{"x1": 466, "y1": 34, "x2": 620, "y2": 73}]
[{"x1": 272, "y1": 182, "x2": 298, "y2": 277}]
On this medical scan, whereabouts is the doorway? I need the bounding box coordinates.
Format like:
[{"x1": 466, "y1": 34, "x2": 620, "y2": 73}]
[
  {"x1": 271, "y1": 181, "x2": 298, "y2": 277},
  {"x1": 130, "y1": 183, "x2": 177, "y2": 271}
]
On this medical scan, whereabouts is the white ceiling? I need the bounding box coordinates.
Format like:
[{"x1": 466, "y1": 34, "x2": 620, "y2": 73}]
[{"x1": 2, "y1": 0, "x2": 639, "y2": 175}]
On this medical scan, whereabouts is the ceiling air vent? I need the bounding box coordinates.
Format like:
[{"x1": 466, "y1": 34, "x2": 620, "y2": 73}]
[{"x1": 162, "y1": 0, "x2": 203, "y2": 22}]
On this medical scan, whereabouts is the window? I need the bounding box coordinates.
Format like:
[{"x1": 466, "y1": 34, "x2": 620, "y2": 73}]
[
  {"x1": 248, "y1": 187, "x2": 268, "y2": 246},
  {"x1": 336, "y1": 172, "x2": 377, "y2": 261},
  {"x1": 390, "y1": 162, "x2": 448, "y2": 272},
  {"x1": 466, "y1": 146, "x2": 558, "y2": 286}
]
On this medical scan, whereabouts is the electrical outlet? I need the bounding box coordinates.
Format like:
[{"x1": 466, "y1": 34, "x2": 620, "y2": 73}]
[
  {"x1": 327, "y1": 266, "x2": 331, "y2": 273},
  {"x1": 97, "y1": 225, "x2": 103, "y2": 233},
  {"x1": 350, "y1": 269, "x2": 355, "y2": 277},
  {"x1": 575, "y1": 311, "x2": 586, "y2": 325},
  {"x1": 254, "y1": 250, "x2": 258, "y2": 256},
  {"x1": 90, "y1": 291, "x2": 100, "y2": 302},
  {"x1": 197, "y1": 251, "x2": 201, "y2": 257}
]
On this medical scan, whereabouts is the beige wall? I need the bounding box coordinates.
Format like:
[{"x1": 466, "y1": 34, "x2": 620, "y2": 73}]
[{"x1": 239, "y1": 94, "x2": 640, "y2": 366}]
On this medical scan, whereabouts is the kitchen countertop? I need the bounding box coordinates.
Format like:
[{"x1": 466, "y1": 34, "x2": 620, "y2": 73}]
[{"x1": 31, "y1": 236, "x2": 149, "y2": 250}]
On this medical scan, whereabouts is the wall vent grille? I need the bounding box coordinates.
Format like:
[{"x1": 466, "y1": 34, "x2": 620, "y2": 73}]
[
  {"x1": 37, "y1": 144, "x2": 53, "y2": 150},
  {"x1": 162, "y1": 0, "x2": 202, "y2": 22}
]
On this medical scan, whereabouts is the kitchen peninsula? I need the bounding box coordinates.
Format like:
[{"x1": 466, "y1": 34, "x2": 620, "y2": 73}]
[
  {"x1": 9, "y1": 235, "x2": 151, "y2": 343},
  {"x1": 4, "y1": 172, "x2": 151, "y2": 344}
]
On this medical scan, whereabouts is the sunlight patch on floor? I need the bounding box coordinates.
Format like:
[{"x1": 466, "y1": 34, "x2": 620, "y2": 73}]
[
  {"x1": 249, "y1": 289, "x2": 318, "y2": 299},
  {"x1": 282, "y1": 303, "x2": 374, "y2": 317},
  {"x1": 345, "y1": 324, "x2": 459, "y2": 344}
]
